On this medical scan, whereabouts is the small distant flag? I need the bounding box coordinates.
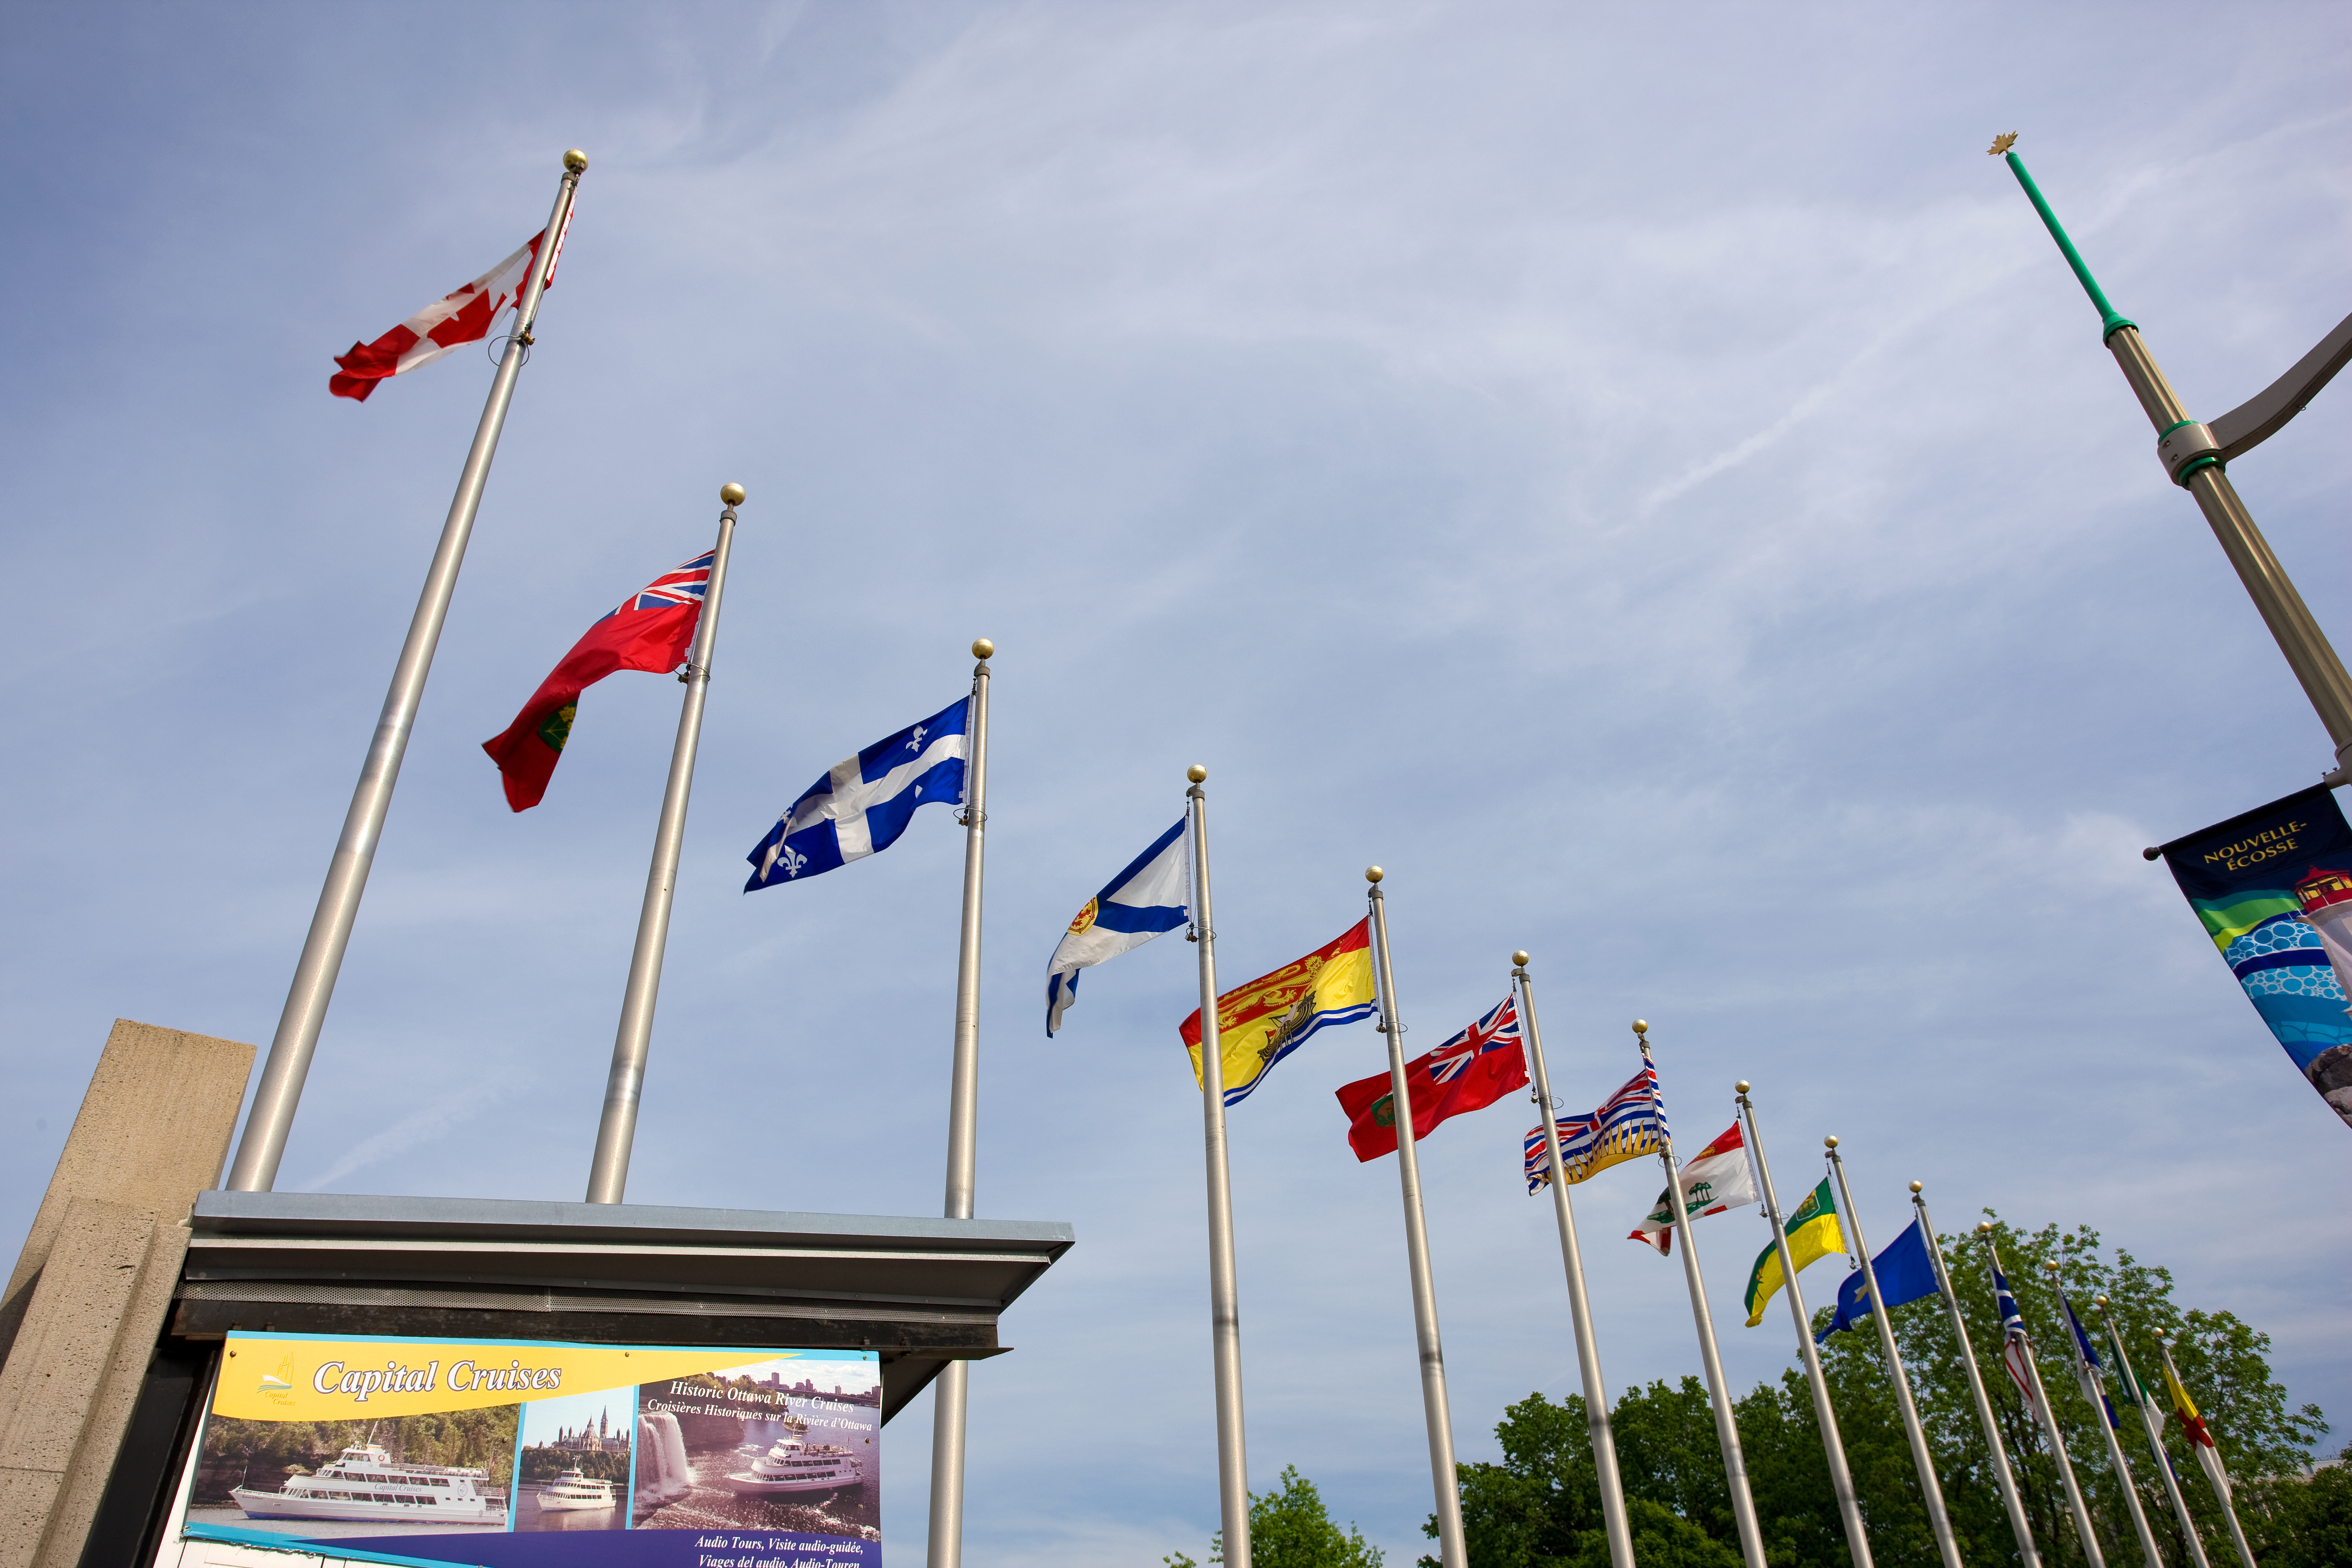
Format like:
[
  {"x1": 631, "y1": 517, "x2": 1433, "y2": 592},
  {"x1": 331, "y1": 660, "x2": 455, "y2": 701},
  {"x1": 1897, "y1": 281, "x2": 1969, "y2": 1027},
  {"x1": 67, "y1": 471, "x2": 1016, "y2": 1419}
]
[
  {"x1": 745, "y1": 699, "x2": 970, "y2": 890},
  {"x1": 481, "y1": 550, "x2": 713, "y2": 811},
  {"x1": 1742, "y1": 1178, "x2": 1844, "y2": 1327},
  {"x1": 1628, "y1": 1121, "x2": 1755, "y2": 1255},
  {"x1": 2159, "y1": 1354, "x2": 2233, "y2": 1500},
  {"x1": 1179, "y1": 921, "x2": 1377, "y2": 1107},
  {"x1": 1992, "y1": 1261, "x2": 2040, "y2": 1418},
  {"x1": 330, "y1": 222, "x2": 567, "y2": 401},
  {"x1": 2055, "y1": 1285, "x2": 2123, "y2": 1431},
  {"x1": 1046, "y1": 821, "x2": 1190, "y2": 1037},
  {"x1": 1817, "y1": 1218, "x2": 1938, "y2": 1342},
  {"x1": 1524, "y1": 1063, "x2": 1666, "y2": 1192},
  {"x1": 1335, "y1": 993, "x2": 1527, "y2": 1162}
]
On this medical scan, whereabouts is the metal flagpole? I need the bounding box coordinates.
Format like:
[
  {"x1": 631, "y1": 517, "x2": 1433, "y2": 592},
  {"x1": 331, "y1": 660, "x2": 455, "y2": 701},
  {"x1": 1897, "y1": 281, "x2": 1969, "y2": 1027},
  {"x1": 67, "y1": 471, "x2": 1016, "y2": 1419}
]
[
  {"x1": 1913, "y1": 1186, "x2": 2040, "y2": 1568},
  {"x1": 1364, "y1": 868, "x2": 1467, "y2": 1568},
  {"x1": 1735, "y1": 1083, "x2": 1872, "y2": 1568},
  {"x1": 925, "y1": 638, "x2": 993, "y2": 1568},
  {"x1": 1980, "y1": 1225, "x2": 2107, "y2": 1568},
  {"x1": 584, "y1": 483, "x2": 748, "y2": 1200},
  {"x1": 1187, "y1": 766, "x2": 1251, "y2": 1568},
  {"x1": 2098, "y1": 1300, "x2": 2210, "y2": 1568},
  {"x1": 1633, "y1": 1024, "x2": 1766, "y2": 1568},
  {"x1": 1824, "y1": 1140, "x2": 1963, "y2": 1568},
  {"x1": 1999, "y1": 142, "x2": 2352, "y2": 785},
  {"x1": 2046, "y1": 1263, "x2": 2164, "y2": 1568},
  {"x1": 1510, "y1": 954, "x2": 1635, "y2": 1568},
  {"x1": 229, "y1": 150, "x2": 588, "y2": 1193},
  {"x1": 2153, "y1": 1332, "x2": 2257, "y2": 1568}
]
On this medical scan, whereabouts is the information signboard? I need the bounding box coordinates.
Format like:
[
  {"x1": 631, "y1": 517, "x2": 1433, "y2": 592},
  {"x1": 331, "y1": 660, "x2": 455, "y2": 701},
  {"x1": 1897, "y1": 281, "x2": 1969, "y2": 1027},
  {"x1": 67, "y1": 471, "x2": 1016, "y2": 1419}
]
[{"x1": 158, "y1": 1332, "x2": 882, "y2": 1568}]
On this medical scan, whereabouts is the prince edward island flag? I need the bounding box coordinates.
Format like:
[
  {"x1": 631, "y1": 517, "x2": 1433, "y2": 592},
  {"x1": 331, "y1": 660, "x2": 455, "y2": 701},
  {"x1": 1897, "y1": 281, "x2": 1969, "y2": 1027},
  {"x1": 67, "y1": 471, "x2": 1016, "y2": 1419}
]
[
  {"x1": 2155, "y1": 783, "x2": 2352, "y2": 1129},
  {"x1": 746, "y1": 697, "x2": 969, "y2": 890}
]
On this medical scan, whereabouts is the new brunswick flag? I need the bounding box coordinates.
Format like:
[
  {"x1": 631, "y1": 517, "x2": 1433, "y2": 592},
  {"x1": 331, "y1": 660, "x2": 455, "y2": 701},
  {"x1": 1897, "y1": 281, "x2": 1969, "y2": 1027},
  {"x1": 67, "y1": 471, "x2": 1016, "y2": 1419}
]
[
  {"x1": 1180, "y1": 920, "x2": 1377, "y2": 1106},
  {"x1": 1743, "y1": 1177, "x2": 1846, "y2": 1327}
]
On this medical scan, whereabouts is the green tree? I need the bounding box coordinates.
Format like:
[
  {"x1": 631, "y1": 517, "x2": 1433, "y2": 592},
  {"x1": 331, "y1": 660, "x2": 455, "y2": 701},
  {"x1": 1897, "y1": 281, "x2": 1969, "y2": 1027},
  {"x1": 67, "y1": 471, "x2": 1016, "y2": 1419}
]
[{"x1": 1166, "y1": 1465, "x2": 1383, "y2": 1568}]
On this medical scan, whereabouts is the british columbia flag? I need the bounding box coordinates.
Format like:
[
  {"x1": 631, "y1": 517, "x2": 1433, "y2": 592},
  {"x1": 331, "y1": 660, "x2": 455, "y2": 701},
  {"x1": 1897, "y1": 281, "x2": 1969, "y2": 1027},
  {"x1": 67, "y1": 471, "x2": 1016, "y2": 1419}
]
[{"x1": 1525, "y1": 1062, "x2": 1668, "y2": 1191}]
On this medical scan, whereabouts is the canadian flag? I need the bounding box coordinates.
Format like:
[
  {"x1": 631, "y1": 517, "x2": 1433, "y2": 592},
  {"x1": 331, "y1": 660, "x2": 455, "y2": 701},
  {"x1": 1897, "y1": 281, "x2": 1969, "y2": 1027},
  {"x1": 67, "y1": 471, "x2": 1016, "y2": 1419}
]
[{"x1": 329, "y1": 218, "x2": 567, "y2": 401}]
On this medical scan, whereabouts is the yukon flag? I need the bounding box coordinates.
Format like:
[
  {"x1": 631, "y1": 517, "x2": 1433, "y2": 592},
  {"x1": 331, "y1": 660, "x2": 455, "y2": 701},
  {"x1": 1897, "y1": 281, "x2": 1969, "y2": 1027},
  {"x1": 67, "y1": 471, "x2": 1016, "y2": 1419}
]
[
  {"x1": 1629, "y1": 1120, "x2": 1756, "y2": 1255},
  {"x1": 330, "y1": 220, "x2": 567, "y2": 401}
]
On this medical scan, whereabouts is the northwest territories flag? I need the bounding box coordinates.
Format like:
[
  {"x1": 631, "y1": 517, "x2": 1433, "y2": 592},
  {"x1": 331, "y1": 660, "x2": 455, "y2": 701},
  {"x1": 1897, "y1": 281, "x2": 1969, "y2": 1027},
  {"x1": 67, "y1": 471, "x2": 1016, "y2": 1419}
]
[
  {"x1": 1046, "y1": 820, "x2": 1190, "y2": 1036},
  {"x1": 2154, "y1": 783, "x2": 2352, "y2": 1129},
  {"x1": 745, "y1": 698, "x2": 969, "y2": 890}
]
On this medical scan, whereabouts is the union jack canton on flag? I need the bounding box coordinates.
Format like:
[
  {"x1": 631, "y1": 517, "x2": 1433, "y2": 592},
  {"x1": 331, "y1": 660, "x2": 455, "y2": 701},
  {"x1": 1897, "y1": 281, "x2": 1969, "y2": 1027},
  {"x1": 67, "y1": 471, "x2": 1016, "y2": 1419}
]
[{"x1": 1526, "y1": 1062, "x2": 1669, "y2": 1192}]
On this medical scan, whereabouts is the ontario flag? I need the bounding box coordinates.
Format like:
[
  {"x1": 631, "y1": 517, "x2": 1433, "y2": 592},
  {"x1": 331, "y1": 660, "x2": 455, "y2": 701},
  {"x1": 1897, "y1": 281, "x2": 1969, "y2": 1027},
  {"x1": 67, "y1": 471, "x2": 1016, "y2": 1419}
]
[
  {"x1": 1335, "y1": 994, "x2": 1527, "y2": 1162},
  {"x1": 481, "y1": 551, "x2": 712, "y2": 811},
  {"x1": 330, "y1": 221, "x2": 567, "y2": 401}
]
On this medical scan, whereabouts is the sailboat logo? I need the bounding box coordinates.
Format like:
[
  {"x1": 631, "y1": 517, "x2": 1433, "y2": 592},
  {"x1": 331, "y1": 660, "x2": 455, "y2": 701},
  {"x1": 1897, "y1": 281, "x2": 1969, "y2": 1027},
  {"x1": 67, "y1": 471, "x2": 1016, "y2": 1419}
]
[{"x1": 260, "y1": 1356, "x2": 297, "y2": 1393}]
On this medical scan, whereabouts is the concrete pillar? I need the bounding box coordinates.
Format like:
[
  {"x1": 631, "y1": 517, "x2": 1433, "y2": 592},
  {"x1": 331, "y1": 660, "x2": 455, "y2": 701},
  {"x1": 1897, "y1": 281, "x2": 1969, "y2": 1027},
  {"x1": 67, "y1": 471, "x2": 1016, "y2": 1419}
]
[{"x1": 0, "y1": 1019, "x2": 253, "y2": 1568}]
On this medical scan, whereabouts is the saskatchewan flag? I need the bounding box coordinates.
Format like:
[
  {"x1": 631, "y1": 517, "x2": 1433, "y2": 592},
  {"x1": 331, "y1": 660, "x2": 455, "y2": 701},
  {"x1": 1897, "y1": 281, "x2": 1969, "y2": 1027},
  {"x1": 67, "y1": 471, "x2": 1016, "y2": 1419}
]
[
  {"x1": 1179, "y1": 919, "x2": 1378, "y2": 1106},
  {"x1": 1743, "y1": 1178, "x2": 1847, "y2": 1327}
]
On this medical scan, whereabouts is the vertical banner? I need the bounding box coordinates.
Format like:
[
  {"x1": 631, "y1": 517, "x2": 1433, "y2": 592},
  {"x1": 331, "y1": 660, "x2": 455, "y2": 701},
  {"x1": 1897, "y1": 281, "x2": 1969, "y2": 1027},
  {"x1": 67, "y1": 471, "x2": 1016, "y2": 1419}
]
[
  {"x1": 165, "y1": 1333, "x2": 881, "y2": 1568},
  {"x1": 2155, "y1": 783, "x2": 2352, "y2": 1129}
]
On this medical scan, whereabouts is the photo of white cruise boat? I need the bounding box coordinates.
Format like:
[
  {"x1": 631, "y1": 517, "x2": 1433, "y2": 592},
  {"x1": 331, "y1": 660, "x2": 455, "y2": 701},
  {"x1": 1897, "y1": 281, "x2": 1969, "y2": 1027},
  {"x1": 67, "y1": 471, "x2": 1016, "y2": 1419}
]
[
  {"x1": 231, "y1": 1442, "x2": 504, "y2": 1525},
  {"x1": 534, "y1": 1470, "x2": 619, "y2": 1511},
  {"x1": 722, "y1": 1434, "x2": 864, "y2": 1496}
]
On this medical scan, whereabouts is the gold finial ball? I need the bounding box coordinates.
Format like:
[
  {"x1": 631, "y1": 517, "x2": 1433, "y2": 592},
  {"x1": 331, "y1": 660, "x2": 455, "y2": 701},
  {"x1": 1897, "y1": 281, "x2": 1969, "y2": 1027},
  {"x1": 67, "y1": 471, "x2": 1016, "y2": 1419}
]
[
  {"x1": 1909, "y1": 1180, "x2": 1924, "y2": 1194},
  {"x1": 563, "y1": 149, "x2": 590, "y2": 172},
  {"x1": 1187, "y1": 764, "x2": 1207, "y2": 784},
  {"x1": 2094, "y1": 1293, "x2": 2110, "y2": 1309},
  {"x1": 1512, "y1": 950, "x2": 1531, "y2": 967},
  {"x1": 2044, "y1": 1260, "x2": 2060, "y2": 1273},
  {"x1": 1735, "y1": 1079, "x2": 1751, "y2": 1094},
  {"x1": 972, "y1": 639, "x2": 994, "y2": 660},
  {"x1": 1824, "y1": 1134, "x2": 1839, "y2": 1149},
  {"x1": 720, "y1": 482, "x2": 746, "y2": 506},
  {"x1": 1977, "y1": 1220, "x2": 1993, "y2": 1233},
  {"x1": 1365, "y1": 866, "x2": 1385, "y2": 884},
  {"x1": 1631, "y1": 1019, "x2": 1648, "y2": 1036}
]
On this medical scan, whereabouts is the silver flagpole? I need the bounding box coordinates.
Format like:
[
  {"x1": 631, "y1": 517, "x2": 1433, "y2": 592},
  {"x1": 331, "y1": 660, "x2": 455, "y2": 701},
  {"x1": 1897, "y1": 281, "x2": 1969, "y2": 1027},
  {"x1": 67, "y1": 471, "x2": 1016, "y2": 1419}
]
[
  {"x1": 1187, "y1": 766, "x2": 1252, "y2": 1568},
  {"x1": 1510, "y1": 954, "x2": 1635, "y2": 1568},
  {"x1": 1823, "y1": 1140, "x2": 1963, "y2": 1568},
  {"x1": 1913, "y1": 1186, "x2": 2040, "y2": 1568},
  {"x1": 1735, "y1": 1084, "x2": 1872, "y2": 1568},
  {"x1": 2046, "y1": 1264, "x2": 2164, "y2": 1568},
  {"x1": 925, "y1": 638, "x2": 993, "y2": 1568},
  {"x1": 2154, "y1": 1332, "x2": 2257, "y2": 1568},
  {"x1": 229, "y1": 150, "x2": 588, "y2": 1192},
  {"x1": 1980, "y1": 1225, "x2": 2107, "y2": 1568},
  {"x1": 2099, "y1": 1299, "x2": 2209, "y2": 1568},
  {"x1": 1365, "y1": 868, "x2": 1467, "y2": 1568},
  {"x1": 583, "y1": 483, "x2": 748, "y2": 1202},
  {"x1": 1634, "y1": 1024, "x2": 1766, "y2": 1568}
]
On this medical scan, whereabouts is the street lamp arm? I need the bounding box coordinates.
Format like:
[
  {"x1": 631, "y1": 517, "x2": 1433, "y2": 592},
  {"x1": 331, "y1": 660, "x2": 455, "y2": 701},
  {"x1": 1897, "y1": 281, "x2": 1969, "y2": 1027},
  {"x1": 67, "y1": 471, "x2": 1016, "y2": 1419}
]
[{"x1": 2210, "y1": 307, "x2": 2352, "y2": 462}]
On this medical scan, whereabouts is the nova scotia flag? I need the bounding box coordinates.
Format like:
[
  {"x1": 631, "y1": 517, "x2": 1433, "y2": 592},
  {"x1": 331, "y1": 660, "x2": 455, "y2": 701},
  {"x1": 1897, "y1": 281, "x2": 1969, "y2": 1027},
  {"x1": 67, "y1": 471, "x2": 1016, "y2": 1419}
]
[{"x1": 745, "y1": 697, "x2": 970, "y2": 891}]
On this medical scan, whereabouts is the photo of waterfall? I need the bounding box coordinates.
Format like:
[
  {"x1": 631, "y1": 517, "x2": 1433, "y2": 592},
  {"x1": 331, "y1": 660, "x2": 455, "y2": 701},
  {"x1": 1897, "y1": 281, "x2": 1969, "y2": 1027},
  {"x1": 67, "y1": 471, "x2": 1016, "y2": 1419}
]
[{"x1": 627, "y1": 1358, "x2": 881, "y2": 1544}]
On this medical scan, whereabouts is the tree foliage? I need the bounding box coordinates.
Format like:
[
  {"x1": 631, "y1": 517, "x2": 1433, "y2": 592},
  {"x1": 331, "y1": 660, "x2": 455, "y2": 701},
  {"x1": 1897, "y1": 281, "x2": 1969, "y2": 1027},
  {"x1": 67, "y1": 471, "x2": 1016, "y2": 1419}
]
[
  {"x1": 1433, "y1": 1214, "x2": 2333, "y2": 1568},
  {"x1": 1167, "y1": 1463, "x2": 1383, "y2": 1568}
]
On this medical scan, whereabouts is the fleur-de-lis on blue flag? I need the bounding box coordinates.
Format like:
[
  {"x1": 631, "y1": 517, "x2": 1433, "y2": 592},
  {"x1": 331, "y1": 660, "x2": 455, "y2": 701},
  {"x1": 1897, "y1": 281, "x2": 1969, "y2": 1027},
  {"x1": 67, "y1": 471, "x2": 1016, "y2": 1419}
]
[{"x1": 746, "y1": 698, "x2": 970, "y2": 890}]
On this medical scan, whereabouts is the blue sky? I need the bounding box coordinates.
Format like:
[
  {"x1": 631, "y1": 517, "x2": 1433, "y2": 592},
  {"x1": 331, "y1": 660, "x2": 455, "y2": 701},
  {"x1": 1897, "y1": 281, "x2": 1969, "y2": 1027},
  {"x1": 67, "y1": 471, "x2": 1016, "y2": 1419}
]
[{"x1": 3, "y1": 4, "x2": 2347, "y2": 1563}]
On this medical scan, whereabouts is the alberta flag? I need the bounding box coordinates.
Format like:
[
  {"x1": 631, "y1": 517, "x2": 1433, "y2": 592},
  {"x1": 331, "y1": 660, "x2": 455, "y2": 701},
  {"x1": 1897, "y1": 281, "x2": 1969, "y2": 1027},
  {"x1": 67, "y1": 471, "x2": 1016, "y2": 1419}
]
[
  {"x1": 745, "y1": 699, "x2": 969, "y2": 890},
  {"x1": 1046, "y1": 820, "x2": 1190, "y2": 1036}
]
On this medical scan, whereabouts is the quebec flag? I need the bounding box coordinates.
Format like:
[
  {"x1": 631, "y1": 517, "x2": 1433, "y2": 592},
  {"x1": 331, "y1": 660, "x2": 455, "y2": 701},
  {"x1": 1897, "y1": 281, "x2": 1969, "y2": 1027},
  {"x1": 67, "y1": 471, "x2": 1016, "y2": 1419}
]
[
  {"x1": 1046, "y1": 819, "x2": 1191, "y2": 1035},
  {"x1": 745, "y1": 697, "x2": 969, "y2": 891}
]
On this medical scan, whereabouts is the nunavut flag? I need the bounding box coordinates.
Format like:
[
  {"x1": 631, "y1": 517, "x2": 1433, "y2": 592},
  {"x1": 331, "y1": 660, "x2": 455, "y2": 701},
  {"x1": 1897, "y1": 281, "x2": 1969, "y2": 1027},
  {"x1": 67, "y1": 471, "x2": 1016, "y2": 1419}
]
[
  {"x1": 481, "y1": 550, "x2": 712, "y2": 811},
  {"x1": 2153, "y1": 783, "x2": 2352, "y2": 1130},
  {"x1": 1336, "y1": 993, "x2": 1527, "y2": 1161},
  {"x1": 1181, "y1": 921, "x2": 1377, "y2": 1107},
  {"x1": 330, "y1": 222, "x2": 566, "y2": 401}
]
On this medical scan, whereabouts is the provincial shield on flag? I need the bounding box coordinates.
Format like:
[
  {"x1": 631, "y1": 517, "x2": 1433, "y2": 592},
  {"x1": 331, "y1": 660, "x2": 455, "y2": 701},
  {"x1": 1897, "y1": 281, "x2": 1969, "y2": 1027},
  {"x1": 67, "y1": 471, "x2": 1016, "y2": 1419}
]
[
  {"x1": 1628, "y1": 1120, "x2": 1756, "y2": 1254},
  {"x1": 2154, "y1": 783, "x2": 2352, "y2": 1128},
  {"x1": 1179, "y1": 921, "x2": 1377, "y2": 1106}
]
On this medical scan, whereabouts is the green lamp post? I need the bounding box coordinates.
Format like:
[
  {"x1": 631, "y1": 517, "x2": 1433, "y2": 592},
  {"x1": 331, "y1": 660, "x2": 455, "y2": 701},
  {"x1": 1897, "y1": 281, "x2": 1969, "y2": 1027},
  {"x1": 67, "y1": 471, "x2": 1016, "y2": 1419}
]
[{"x1": 1996, "y1": 134, "x2": 2352, "y2": 787}]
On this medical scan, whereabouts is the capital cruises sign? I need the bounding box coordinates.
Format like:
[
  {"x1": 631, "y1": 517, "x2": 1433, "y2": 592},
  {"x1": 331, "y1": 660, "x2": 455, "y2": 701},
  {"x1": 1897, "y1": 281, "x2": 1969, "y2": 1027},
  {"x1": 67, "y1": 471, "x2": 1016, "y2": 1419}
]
[{"x1": 162, "y1": 1332, "x2": 882, "y2": 1568}]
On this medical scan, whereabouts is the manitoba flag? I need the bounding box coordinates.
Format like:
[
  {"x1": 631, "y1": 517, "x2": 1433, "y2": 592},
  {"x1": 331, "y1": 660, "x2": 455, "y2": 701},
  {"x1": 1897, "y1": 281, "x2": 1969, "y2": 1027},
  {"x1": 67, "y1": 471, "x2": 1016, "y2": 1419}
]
[
  {"x1": 330, "y1": 221, "x2": 567, "y2": 401},
  {"x1": 481, "y1": 551, "x2": 711, "y2": 811},
  {"x1": 1335, "y1": 994, "x2": 1527, "y2": 1162}
]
